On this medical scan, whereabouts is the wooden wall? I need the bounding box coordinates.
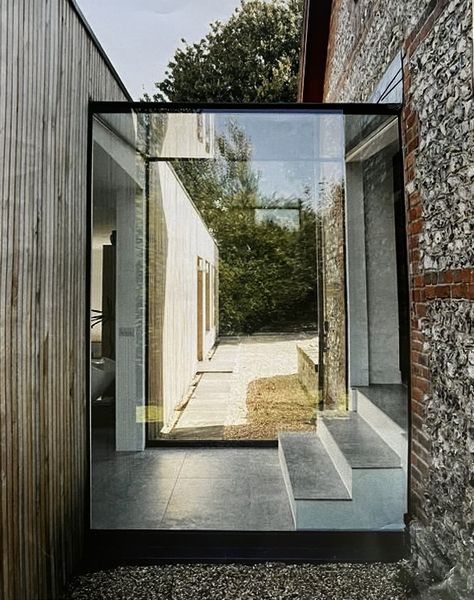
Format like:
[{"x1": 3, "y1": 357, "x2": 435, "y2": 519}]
[{"x1": 0, "y1": 1, "x2": 128, "y2": 598}]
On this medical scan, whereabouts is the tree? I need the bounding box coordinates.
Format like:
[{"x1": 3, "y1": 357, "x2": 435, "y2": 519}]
[
  {"x1": 173, "y1": 121, "x2": 317, "y2": 334},
  {"x1": 149, "y1": 0, "x2": 304, "y2": 103},
  {"x1": 148, "y1": 0, "x2": 316, "y2": 334}
]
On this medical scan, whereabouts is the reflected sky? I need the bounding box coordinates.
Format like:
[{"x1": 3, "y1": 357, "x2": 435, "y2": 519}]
[
  {"x1": 213, "y1": 112, "x2": 344, "y2": 213},
  {"x1": 99, "y1": 108, "x2": 346, "y2": 222}
]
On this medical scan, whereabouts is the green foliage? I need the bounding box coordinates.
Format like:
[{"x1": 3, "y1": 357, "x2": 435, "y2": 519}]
[
  {"x1": 217, "y1": 211, "x2": 317, "y2": 334},
  {"x1": 149, "y1": 0, "x2": 304, "y2": 103},
  {"x1": 150, "y1": 0, "x2": 314, "y2": 334},
  {"x1": 174, "y1": 121, "x2": 317, "y2": 334}
]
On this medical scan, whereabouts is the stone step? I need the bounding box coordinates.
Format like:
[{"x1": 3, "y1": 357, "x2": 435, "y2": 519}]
[
  {"x1": 279, "y1": 415, "x2": 406, "y2": 531},
  {"x1": 319, "y1": 412, "x2": 402, "y2": 471},
  {"x1": 278, "y1": 432, "x2": 351, "y2": 528},
  {"x1": 354, "y1": 385, "x2": 408, "y2": 469},
  {"x1": 279, "y1": 433, "x2": 351, "y2": 501}
]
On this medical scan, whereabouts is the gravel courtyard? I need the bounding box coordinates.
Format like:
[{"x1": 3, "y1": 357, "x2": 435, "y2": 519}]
[
  {"x1": 65, "y1": 562, "x2": 413, "y2": 600},
  {"x1": 169, "y1": 333, "x2": 318, "y2": 440}
]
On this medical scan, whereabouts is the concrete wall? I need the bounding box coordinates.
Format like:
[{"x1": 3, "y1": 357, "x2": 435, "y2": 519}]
[
  {"x1": 324, "y1": 0, "x2": 474, "y2": 591},
  {"x1": 148, "y1": 162, "x2": 218, "y2": 433},
  {"x1": 363, "y1": 147, "x2": 401, "y2": 385},
  {"x1": 0, "y1": 1, "x2": 129, "y2": 598}
]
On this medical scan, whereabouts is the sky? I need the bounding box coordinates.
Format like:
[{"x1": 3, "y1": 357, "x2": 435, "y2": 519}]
[{"x1": 77, "y1": 0, "x2": 244, "y2": 99}]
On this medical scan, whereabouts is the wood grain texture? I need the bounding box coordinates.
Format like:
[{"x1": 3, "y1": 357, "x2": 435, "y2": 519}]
[{"x1": 0, "y1": 1, "x2": 127, "y2": 598}]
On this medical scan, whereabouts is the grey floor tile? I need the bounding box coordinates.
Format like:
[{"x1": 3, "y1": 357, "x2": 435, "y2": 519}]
[
  {"x1": 130, "y1": 450, "x2": 187, "y2": 479},
  {"x1": 160, "y1": 477, "x2": 252, "y2": 530},
  {"x1": 247, "y1": 477, "x2": 294, "y2": 531},
  {"x1": 178, "y1": 449, "x2": 257, "y2": 479},
  {"x1": 245, "y1": 449, "x2": 283, "y2": 478},
  {"x1": 91, "y1": 444, "x2": 293, "y2": 532},
  {"x1": 91, "y1": 497, "x2": 170, "y2": 529}
]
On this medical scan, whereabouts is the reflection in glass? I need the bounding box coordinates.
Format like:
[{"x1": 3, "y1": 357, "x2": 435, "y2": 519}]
[{"x1": 89, "y1": 108, "x2": 407, "y2": 534}]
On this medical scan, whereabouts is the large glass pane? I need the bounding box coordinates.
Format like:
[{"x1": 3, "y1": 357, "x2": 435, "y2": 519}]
[
  {"x1": 89, "y1": 106, "x2": 407, "y2": 534},
  {"x1": 142, "y1": 109, "x2": 344, "y2": 442}
]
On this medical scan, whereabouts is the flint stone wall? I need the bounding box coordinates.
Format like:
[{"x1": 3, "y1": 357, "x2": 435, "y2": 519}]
[
  {"x1": 321, "y1": 185, "x2": 347, "y2": 409},
  {"x1": 413, "y1": 299, "x2": 474, "y2": 596},
  {"x1": 324, "y1": 0, "x2": 474, "y2": 593},
  {"x1": 325, "y1": 0, "x2": 434, "y2": 102}
]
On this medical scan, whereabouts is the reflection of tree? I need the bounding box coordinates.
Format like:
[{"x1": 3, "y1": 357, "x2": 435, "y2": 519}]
[{"x1": 174, "y1": 122, "x2": 317, "y2": 334}]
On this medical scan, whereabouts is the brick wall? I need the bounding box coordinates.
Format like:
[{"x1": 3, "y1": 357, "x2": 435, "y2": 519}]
[{"x1": 322, "y1": 0, "x2": 474, "y2": 591}]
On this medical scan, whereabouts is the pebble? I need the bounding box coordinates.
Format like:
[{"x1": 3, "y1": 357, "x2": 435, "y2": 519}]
[{"x1": 65, "y1": 562, "x2": 411, "y2": 599}]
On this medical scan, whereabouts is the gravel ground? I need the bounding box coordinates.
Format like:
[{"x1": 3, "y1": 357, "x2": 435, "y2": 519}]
[
  {"x1": 224, "y1": 373, "x2": 316, "y2": 439},
  {"x1": 65, "y1": 562, "x2": 411, "y2": 600},
  {"x1": 225, "y1": 333, "x2": 316, "y2": 429}
]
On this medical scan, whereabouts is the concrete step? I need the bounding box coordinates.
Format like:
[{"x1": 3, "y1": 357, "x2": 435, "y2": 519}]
[
  {"x1": 354, "y1": 385, "x2": 408, "y2": 470},
  {"x1": 319, "y1": 412, "x2": 402, "y2": 470},
  {"x1": 279, "y1": 414, "x2": 406, "y2": 531},
  {"x1": 279, "y1": 433, "x2": 351, "y2": 526}
]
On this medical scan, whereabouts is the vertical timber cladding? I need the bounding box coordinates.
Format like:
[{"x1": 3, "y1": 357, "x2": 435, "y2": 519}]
[
  {"x1": 0, "y1": 1, "x2": 128, "y2": 599},
  {"x1": 323, "y1": 0, "x2": 474, "y2": 589}
]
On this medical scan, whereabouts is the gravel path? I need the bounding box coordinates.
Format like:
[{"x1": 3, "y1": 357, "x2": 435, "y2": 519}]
[{"x1": 66, "y1": 562, "x2": 411, "y2": 599}]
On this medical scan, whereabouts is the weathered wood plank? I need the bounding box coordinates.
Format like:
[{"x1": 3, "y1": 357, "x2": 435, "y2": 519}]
[{"x1": 0, "y1": 0, "x2": 129, "y2": 598}]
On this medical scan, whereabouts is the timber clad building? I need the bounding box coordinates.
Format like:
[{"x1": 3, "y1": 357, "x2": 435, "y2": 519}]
[
  {"x1": 1, "y1": 0, "x2": 473, "y2": 599},
  {"x1": 0, "y1": 1, "x2": 130, "y2": 598}
]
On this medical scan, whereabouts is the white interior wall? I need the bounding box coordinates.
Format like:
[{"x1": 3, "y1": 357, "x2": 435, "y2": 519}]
[
  {"x1": 92, "y1": 122, "x2": 147, "y2": 452},
  {"x1": 115, "y1": 176, "x2": 146, "y2": 451},
  {"x1": 345, "y1": 121, "x2": 402, "y2": 390},
  {"x1": 90, "y1": 249, "x2": 103, "y2": 344}
]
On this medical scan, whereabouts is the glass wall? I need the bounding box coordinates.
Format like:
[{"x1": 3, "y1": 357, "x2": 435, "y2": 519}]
[{"x1": 89, "y1": 106, "x2": 408, "y2": 532}]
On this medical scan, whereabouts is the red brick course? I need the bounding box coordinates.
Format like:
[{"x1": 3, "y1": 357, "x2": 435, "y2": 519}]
[
  {"x1": 322, "y1": 0, "x2": 470, "y2": 525},
  {"x1": 401, "y1": 9, "x2": 474, "y2": 518}
]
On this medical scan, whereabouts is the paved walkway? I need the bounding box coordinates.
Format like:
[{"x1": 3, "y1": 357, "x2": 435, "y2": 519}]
[{"x1": 170, "y1": 333, "x2": 317, "y2": 439}]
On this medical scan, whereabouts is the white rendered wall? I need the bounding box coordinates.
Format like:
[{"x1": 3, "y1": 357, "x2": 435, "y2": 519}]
[
  {"x1": 159, "y1": 113, "x2": 215, "y2": 159},
  {"x1": 149, "y1": 161, "x2": 218, "y2": 429}
]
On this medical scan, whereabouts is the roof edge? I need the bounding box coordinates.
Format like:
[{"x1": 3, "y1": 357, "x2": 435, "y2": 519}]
[
  {"x1": 67, "y1": 0, "x2": 133, "y2": 101},
  {"x1": 297, "y1": 0, "x2": 333, "y2": 103}
]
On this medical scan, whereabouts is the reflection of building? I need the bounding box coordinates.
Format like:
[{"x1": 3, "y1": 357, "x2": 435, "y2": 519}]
[
  {"x1": 92, "y1": 111, "x2": 218, "y2": 449},
  {"x1": 300, "y1": 0, "x2": 473, "y2": 592},
  {"x1": 147, "y1": 160, "x2": 218, "y2": 436},
  {"x1": 254, "y1": 205, "x2": 301, "y2": 230}
]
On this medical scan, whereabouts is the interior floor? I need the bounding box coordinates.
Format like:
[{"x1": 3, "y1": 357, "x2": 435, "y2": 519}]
[{"x1": 91, "y1": 421, "x2": 293, "y2": 530}]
